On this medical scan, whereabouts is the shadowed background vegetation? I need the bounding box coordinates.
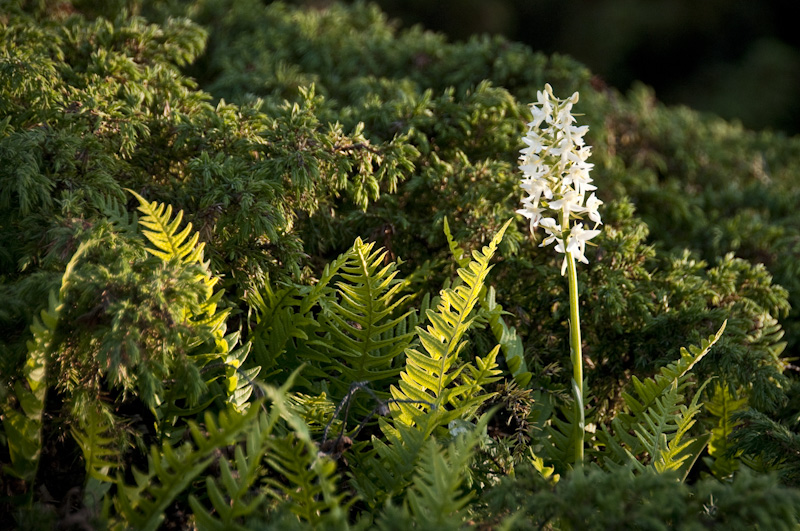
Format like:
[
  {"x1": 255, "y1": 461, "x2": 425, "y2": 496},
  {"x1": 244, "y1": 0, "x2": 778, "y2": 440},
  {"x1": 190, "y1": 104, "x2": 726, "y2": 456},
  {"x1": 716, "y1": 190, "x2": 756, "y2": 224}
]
[{"x1": 304, "y1": 0, "x2": 800, "y2": 134}]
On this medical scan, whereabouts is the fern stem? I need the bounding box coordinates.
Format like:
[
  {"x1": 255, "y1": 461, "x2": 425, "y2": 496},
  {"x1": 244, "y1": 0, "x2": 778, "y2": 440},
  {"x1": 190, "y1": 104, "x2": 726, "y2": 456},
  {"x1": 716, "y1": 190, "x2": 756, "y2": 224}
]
[{"x1": 566, "y1": 250, "x2": 585, "y2": 466}]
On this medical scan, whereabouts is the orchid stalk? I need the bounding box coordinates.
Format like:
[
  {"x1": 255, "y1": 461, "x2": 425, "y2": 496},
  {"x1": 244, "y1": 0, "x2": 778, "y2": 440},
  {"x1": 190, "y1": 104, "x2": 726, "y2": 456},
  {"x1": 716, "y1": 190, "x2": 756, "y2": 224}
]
[{"x1": 517, "y1": 84, "x2": 602, "y2": 466}]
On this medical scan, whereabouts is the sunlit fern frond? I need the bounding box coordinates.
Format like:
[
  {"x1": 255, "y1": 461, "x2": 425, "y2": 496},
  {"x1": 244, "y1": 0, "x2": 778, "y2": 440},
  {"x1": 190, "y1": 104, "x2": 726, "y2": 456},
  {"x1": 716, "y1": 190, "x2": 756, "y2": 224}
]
[
  {"x1": 444, "y1": 217, "x2": 531, "y2": 387},
  {"x1": 127, "y1": 191, "x2": 262, "y2": 414},
  {"x1": 304, "y1": 237, "x2": 413, "y2": 399},
  {"x1": 390, "y1": 220, "x2": 510, "y2": 435},
  {"x1": 128, "y1": 188, "x2": 206, "y2": 266},
  {"x1": 598, "y1": 323, "x2": 726, "y2": 478}
]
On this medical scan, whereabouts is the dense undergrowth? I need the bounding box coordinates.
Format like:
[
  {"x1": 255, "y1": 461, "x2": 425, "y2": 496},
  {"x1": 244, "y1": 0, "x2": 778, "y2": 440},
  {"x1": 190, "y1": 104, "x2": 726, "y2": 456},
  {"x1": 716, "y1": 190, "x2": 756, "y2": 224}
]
[{"x1": 2, "y1": 0, "x2": 800, "y2": 528}]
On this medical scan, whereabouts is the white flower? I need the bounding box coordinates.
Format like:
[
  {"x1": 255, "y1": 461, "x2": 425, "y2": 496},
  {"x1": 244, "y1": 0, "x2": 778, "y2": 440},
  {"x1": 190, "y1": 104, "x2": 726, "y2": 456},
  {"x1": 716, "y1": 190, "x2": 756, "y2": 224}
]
[
  {"x1": 517, "y1": 84, "x2": 602, "y2": 273},
  {"x1": 516, "y1": 203, "x2": 544, "y2": 231},
  {"x1": 548, "y1": 189, "x2": 584, "y2": 216},
  {"x1": 519, "y1": 175, "x2": 552, "y2": 207},
  {"x1": 584, "y1": 193, "x2": 603, "y2": 226},
  {"x1": 566, "y1": 223, "x2": 601, "y2": 265}
]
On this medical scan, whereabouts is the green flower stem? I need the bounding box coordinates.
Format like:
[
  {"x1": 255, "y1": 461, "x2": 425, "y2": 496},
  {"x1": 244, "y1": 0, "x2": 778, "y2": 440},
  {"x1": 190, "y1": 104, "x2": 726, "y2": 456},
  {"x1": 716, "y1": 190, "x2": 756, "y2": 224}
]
[{"x1": 566, "y1": 249, "x2": 585, "y2": 466}]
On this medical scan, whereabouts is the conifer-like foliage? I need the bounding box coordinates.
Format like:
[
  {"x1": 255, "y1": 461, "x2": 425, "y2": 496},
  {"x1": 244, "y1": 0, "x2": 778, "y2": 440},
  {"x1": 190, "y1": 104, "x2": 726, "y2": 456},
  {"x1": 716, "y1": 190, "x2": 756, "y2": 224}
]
[{"x1": 2, "y1": 0, "x2": 800, "y2": 528}]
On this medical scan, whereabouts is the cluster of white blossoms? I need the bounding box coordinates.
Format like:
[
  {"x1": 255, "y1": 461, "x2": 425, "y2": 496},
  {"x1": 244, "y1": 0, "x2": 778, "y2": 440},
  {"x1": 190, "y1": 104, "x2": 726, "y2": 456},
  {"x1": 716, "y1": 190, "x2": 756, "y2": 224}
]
[{"x1": 517, "y1": 84, "x2": 602, "y2": 274}]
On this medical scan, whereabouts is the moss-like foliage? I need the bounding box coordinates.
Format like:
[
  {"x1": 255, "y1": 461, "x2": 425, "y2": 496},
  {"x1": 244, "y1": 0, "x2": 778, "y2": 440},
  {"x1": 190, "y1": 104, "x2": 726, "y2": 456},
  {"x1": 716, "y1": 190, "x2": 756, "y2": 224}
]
[{"x1": 2, "y1": 0, "x2": 800, "y2": 528}]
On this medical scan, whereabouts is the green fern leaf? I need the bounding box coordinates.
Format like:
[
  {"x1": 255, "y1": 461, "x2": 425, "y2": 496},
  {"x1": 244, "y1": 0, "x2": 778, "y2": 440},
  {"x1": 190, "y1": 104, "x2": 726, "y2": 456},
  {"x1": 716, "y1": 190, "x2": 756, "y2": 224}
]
[
  {"x1": 264, "y1": 434, "x2": 352, "y2": 527},
  {"x1": 249, "y1": 284, "x2": 316, "y2": 375},
  {"x1": 622, "y1": 321, "x2": 726, "y2": 423},
  {"x1": 599, "y1": 323, "x2": 726, "y2": 477},
  {"x1": 190, "y1": 369, "x2": 309, "y2": 531},
  {"x1": 403, "y1": 439, "x2": 474, "y2": 530},
  {"x1": 637, "y1": 380, "x2": 709, "y2": 475},
  {"x1": 305, "y1": 237, "x2": 413, "y2": 398},
  {"x1": 350, "y1": 419, "x2": 429, "y2": 507},
  {"x1": 115, "y1": 405, "x2": 260, "y2": 531},
  {"x1": 189, "y1": 403, "x2": 291, "y2": 531},
  {"x1": 393, "y1": 412, "x2": 491, "y2": 531},
  {"x1": 97, "y1": 193, "x2": 138, "y2": 234},
  {"x1": 705, "y1": 382, "x2": 748, "y2": 478},
  {"x1": 391, "y1": 219, "x2": 511, "y2": 434},
  {"x1": 539, "y1": 386, "x2": 597, "y2": 471},
  {"x1": 248, "y1": 243, "x2": 352, "y2": 382},
  {"x1": 71, "y1": 404, "x2": 121, "y2": 483},
  {"x1": 444, "y1": 217, "x2": 531, "y2": 387}
]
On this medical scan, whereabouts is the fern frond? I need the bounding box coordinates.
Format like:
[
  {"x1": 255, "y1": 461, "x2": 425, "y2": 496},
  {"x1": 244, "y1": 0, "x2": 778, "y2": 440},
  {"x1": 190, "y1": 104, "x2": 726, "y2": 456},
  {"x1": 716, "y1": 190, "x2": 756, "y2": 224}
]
[
  {"x1": 394, "y1": 412, "x2": 490, "y2": 530},
  {"x1": 128, "y1": 188, "x2": 205, "y2": 265},
  {"x1": 128, "y1": 189, "x2": 224, "y2": 324},
  {"x1": 190, "y1": 368, "x2": 310, "y2": 531},
  {"x1": 539, "y1": 384, "x2": 596, "y2": 472},
  {"x1": 705, "y1": 382, "x2": 748, "y2": 478},
  {"x1": 402, "y1": 440, "x2": 473, "y2": 530},
  {"x1": 599, "y1": 324, "x2": 726, "y2": 477},
  {"x1": 188, "y1": 403, "x2": 290, "y2": 531},
  {"x1": 484, "y1": 286, "x2": 532, "y2": 387},
  {"x1": 249, "y1": 283, "x2": 317, "y2": 376},
  {"x1": 218, "y1": 335, "x2": 261, "y2": 411},
  {"x1": 264, "y1": 434, "x2": 352, "y2": 527},
  {"x1": 71, "y1": 404, "x2": 121, "y2": 484},
  {"x1": 127, "y1": 191, "x2": 260, "y2": 413},
  {"x1": 390, "y1": 219, "x2": 511, "y2": 433},
  {"x1": 96, "y1": 193, "x2": 138, "y2": 233},
  {"x1": 248, "y1": 244, "x2": 352, "y2": 381},
  {"x1": 307, "y1": 237, "x2": 413, "y2": 398},
  {"x1": 2, "y1": 242, "x2": 89, "y2": 484},
  {"x1": 191, "y1": 460, "x2": 260, "y2": 531},
  {"x1": 638, "y1": 380, "x2": 709, "y2": 475},
  {"x1": 115, "y1": 404, "x2": 261, "y2": 531},
  {"x1": 2, "y1": 295, "x2": 54, "y2": 483},
  {"x1": 622, "y1": 321, "x2": 726, "y2": 422},
  {"x1": 652, "y1": 385, "x2": 709, "y2": 479},
  {"x1": 443, "y1": 218, "x2": 531, "y2": 386},
  {"x1": 349, "y1": 419, "x2": 429, "y2": 507}
]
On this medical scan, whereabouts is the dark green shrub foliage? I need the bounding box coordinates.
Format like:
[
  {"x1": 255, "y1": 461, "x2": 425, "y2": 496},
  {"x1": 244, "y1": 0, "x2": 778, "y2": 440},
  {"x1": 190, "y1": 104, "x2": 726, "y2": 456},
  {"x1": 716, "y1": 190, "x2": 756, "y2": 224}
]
[{"x1": 2, "y1": 0, "x2": 800, "y2": 528}]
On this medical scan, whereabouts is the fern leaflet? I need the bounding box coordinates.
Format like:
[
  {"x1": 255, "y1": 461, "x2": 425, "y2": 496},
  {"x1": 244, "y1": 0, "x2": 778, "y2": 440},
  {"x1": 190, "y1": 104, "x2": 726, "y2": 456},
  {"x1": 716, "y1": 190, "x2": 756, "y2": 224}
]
[
  {"x1": 391, "y1": 219, "x2": 510, "y2": 435},
  {"x1": 599, "y1": 322, "x2": 726, "y2": 477},
  {"x1": 443, "y1": 217, "x2": 531, "y2": 387},
  {"x1": 114, "y1": 405, "x2": 261, "y2": 531},
  {"x1": 71, "y1": 404, "x2": 121, "y2": 483},
  {"x1": 304, "y1": 237, "x2": 413, "y2": 399}
]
